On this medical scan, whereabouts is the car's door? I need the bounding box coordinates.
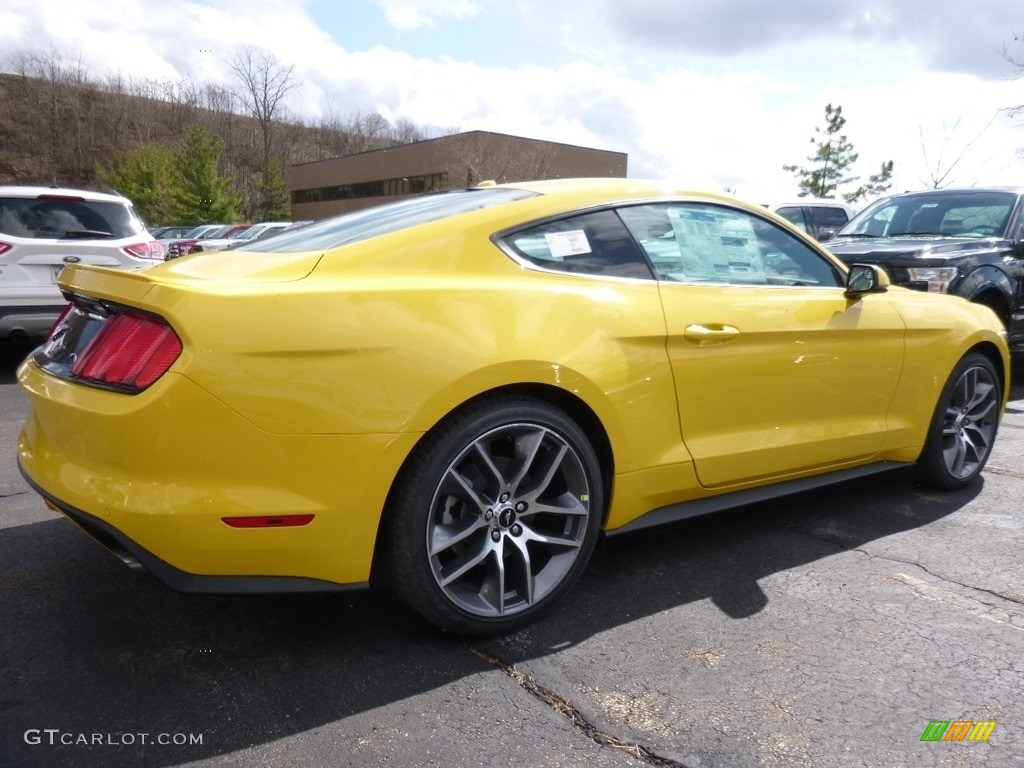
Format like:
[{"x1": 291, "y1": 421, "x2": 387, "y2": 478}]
[{"x1": 619, "y1": 201, "x2": 907, "y2": 488}]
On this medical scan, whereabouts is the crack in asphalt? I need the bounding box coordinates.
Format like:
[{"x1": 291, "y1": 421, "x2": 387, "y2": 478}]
[
  {"x1": 467, "y1": 645, "x2": 693, "y2": 768},
  {"x1": 851, "y1": 548, "x2": 1024, "y2": 608},
  {"x1": 984, "y1": 464, "x2": 1024, "y2": 480},
  {"x1": 785, "y1": 525, "x2": 1024, "y2": 609}
]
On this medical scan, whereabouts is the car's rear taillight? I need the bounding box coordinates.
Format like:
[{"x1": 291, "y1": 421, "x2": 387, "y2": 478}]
[
  {"x1": 0, "y1": 241, "x2": 12, "y2": 256},
  {"x1": 71, "y1": 312, "x2": 182, "y2": 390},
  {"x1": 123, "y1": 241, "x2": 164, "y2": 260}
]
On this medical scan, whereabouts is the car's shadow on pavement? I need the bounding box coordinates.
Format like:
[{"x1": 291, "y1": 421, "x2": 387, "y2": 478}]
[{"x1": 0, "y1": 345, "x2": 1019, "y2": 768}]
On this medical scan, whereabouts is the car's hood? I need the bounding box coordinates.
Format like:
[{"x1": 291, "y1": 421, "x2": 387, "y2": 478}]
[{"x1": 826, "y1": 236, "x2": 1009, "y2": 263}]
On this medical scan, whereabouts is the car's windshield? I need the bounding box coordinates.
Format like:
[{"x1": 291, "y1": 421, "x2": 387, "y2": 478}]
[
  {"x1": 836, "y1": 191, "x2": 1017, "y2": 239},
  {"x1": 183, "y1": 225, "x2": 221, "y2": 239},
  {"x1": 235, "y1": 225, "x2": 284, "y2": 241},
  {"x1": 239, "y1": 188, "x2": 538, "y2": 253}
]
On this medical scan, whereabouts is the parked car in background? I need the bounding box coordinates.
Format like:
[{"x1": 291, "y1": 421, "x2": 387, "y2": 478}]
[
  {"x1": 153, "y1": 224, "x2": 213, "y2": 258},
  {"x1": 769, "y1": 200, "x2": 858, "y2": 241},
  {"x1": 827, "y1": 187, "x2": 1024, "y2": 344},
  {"x1": 166, "y1": 224, "x2": 252, "y2": 258},
  {"x1": 0, "y1": 185, "x2": 162, "y2": 343},
  {"x1": 191, "y1": 221, "x2": 292, "y2": 253},
  {"x1": 19, "y1": 178, "x2": 1009, "y2": 635},
  {"x1": 149, "y1": 225, "x2": 193, "y2": 240},
  {"x1": 161, "y1": 224, "x2": 225, "y2": 259}
]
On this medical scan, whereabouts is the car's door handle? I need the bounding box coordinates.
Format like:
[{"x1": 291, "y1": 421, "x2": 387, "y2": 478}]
[{"x1": 683, "y1": 324, "x2": 740, "y2": 343}]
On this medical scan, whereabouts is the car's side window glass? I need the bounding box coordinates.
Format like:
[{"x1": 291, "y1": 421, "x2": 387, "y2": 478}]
[
  {"x1": 775, "y1": 206, "x2": 808, "y2": 232},
  {"x1": 809, "y1": 206, "x2": 850, "y2": 229},
  {"x1": 504, "y1": 209, "x2": 654, "y2": 279},
  {"x1": 618, "y1": 203, "x2": 842, "y2": 287}
]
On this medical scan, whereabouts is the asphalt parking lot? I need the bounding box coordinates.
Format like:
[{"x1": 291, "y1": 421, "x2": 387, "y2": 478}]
[{"x1": 1, "y1": 345, "x2": 1022, "y2": 768}]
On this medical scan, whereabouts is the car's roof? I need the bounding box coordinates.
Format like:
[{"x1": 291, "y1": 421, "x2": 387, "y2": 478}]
[
  {"x1": 769, "y1": 199, "x2": 857, "y2": 209},
  {"x1": 0, "y1": 185, "x2": 132, "y2": 203},
  {"x1": 888, "y1": 187, "x2": 1024, "y2": 198},
  {"x1": 496, "y1": 178, "x2": 695, "y2": 196},
  {"x1": 492, "y1": 178, "x2": 757, "y2": 212}
]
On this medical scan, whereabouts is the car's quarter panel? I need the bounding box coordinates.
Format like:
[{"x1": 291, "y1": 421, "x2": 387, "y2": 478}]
[
  {"x1": 142, "y1": 214, "x2": 688, "y2": 475},
  {"x1": 661, "y1": 284, "x2": 906, "y2": 487}
]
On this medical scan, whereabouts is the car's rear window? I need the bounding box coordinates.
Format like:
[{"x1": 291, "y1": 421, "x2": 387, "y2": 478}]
[
  {"x1": 0, "y1": 196, "x2": 144, "y2": 240},
  {"x1": 239, "y1": 188, "x2": 538, "y2": 253}
]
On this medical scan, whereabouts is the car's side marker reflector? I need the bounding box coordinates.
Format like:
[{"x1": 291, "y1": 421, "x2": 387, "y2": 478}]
[{"x1": 221, "y1": 515, "x2": 315, "y2": 528}]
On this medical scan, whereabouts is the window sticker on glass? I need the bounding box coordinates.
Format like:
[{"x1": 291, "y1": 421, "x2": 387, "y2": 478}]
[
  {"x1": 667, "y1": 208, "x2": 766, "y2": 282},
  {"x1": 545, "y1": 230, "x2": 591, "y2": 259}
]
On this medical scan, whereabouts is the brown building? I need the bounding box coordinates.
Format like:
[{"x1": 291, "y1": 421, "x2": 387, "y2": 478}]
[{"x1": 288, "y1": 130, "x2": 628, "y2": 220}]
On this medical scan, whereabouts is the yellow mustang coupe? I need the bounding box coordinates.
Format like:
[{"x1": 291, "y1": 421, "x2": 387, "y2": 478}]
[{"x1": 18, "y1": 179, "x2": 1010, "y2": 635}]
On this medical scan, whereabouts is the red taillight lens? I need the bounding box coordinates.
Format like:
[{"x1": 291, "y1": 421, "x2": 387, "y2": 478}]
[
  {"x1": 123, "y1": 241, "x2": 163, "y2": 260},
  {"x1": 0, "y1": 241, "x2": 12, "y2": 256},
  {"x1": 71, "y1": 312, "x2": 182, "y2": 390}
]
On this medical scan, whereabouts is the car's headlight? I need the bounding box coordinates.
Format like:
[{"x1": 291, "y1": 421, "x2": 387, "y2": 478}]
[{"x1": 906, "y1": 267, "x2": 959, "y2": 293}]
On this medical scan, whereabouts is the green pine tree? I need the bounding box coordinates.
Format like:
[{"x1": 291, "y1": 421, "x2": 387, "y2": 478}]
[
  {"x1": 844, "y1": 160, "x2": 894, "y2": 204},
  {"x1": 783, "y1": 104, "x2": 895, "y2": 203},
  {"x1": 253, "y1": 159, "x2": 291, "y2": 220},
  {"x1": 783, "y1": 104, "x2": 859, "y2": 199},
  {"x1": 97, "y1": 143, "x2": 180, "y2": 226},
  {"x1": 173, "y1": 125, "x2": 240, "y2": 225}
]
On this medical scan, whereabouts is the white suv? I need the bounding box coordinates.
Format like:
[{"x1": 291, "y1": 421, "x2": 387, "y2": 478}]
[{"x1": 0, "y1": 186, "x2": 162, "y2": 343}]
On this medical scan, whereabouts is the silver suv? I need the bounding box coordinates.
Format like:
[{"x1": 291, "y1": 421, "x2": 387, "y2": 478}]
[{"x1": 0, "y1": 186, "x2": 162, "y2": 343}]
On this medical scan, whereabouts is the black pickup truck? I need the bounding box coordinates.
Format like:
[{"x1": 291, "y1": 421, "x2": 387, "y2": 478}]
[{"x1": 826, "y1": 188, "x2": 1024, "y2": 345}]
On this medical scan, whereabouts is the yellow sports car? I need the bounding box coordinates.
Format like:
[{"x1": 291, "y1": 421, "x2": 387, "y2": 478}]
[{"x1": 18, "y1": 179, "x2": 1010, "y2": 635}]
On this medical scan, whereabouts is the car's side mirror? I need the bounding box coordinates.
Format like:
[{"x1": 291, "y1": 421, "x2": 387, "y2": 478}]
[{"x1": 845, "y1": 263, "x2": 890, "y2": 296}]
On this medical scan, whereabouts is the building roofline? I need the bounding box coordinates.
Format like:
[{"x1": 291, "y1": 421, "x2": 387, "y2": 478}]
[{"x1": 288, "y1": 129, "x2": 625, "y2": 169}]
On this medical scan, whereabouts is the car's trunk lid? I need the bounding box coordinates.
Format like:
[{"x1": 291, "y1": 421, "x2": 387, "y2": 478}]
[{"x1": 56, "y1": 250, "x2": 325, "y2": 305}]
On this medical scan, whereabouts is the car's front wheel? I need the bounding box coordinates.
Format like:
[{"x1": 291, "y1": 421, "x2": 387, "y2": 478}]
[
  {"x1": 916, "y1": 352, "x2": 1001, "y2": 490},
  {"x1": 383, "y1": 395, "x2": 604, "y2": 635}
]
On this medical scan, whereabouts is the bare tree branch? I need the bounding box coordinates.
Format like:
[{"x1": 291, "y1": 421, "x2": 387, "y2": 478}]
[{"x1": 918, "y1": 112, "x2": 998, "y2": 188}]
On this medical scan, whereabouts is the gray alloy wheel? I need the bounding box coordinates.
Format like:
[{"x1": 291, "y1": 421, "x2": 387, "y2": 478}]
[
  {"x1": 917, "y1": 352, "x2": 1001, "y2": 490},
  {"x1": 382, "y1": 396, "x2": 604, "y2": 635},
  {"x1": 426, "y1": 421, "x2": 592, "y2": 619}
]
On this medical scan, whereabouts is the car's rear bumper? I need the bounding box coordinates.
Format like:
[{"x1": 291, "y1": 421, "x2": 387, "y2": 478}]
[
  {"x1": 19, "y1": 464, "x2": 362, "y2": 594},
  {"x1": 17, "y1": 357, "x2": 420, "y2": 587}
]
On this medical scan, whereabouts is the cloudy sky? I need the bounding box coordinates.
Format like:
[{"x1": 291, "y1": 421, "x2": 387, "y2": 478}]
[{"x1": 2, "y1": 0, "x2": 1023, "y2": 202}]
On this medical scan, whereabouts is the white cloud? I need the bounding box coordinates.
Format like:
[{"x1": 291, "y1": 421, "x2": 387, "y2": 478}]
[
  {"x1": 1, "y1": 0, "x2": 1022, "y2": 201},
  {"x1": 375, "y1": 0, "x2": 481, "y2": 30}
]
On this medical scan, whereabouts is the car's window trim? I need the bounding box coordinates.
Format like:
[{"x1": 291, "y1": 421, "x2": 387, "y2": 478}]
[{"x1": 495, "y1": 197, "x2": 847, "y2": 287}]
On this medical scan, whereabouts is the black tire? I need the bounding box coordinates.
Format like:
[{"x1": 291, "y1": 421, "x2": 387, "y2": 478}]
[
  {"x1": 916, "y1": 352, "x2": 1001, "y2": 490},
  {"x1": 382, "y1": 395, "x2": 604, "y2": 635}
]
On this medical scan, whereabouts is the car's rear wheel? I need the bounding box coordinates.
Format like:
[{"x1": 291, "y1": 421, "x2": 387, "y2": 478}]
[
  {"x1": 383, "y1": 395, "x2": 604, "y2": 635},
  {"x1": 916, "y1": 352, "x2": 1001, "y2": 490}
]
